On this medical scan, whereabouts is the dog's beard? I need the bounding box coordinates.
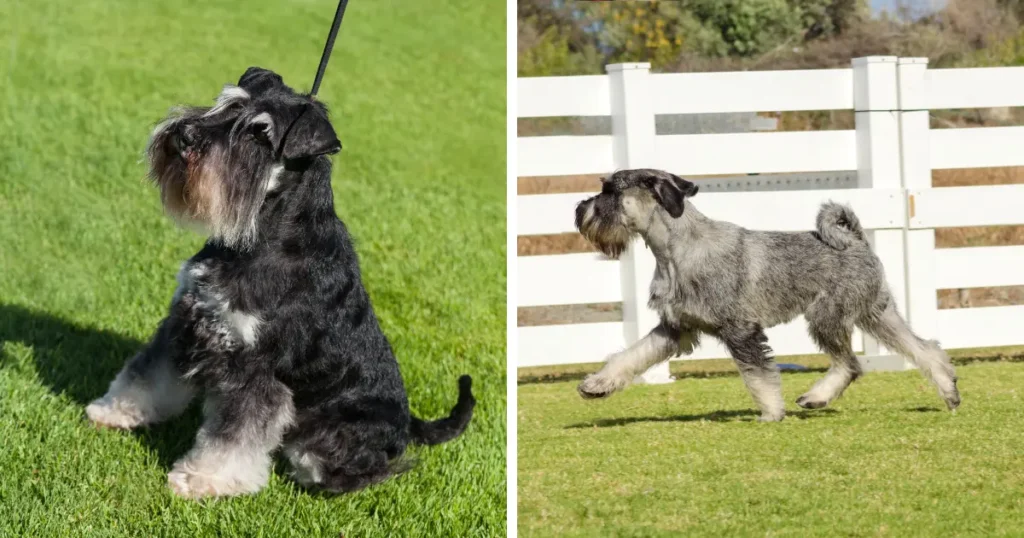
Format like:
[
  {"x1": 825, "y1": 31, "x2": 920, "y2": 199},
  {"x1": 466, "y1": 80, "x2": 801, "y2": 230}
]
[
  {"x1": 148, "y1": 137, "x2": 267, "y2": 250},
  {"x1": 576, "y1": 199, "x2": 634, "y2": 259}
]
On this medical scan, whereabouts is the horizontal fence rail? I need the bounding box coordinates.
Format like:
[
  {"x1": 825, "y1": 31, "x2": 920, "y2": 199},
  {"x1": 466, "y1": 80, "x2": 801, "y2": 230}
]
[
  {"x1": 933, "y1": 246, "x2": 1024, "y2": 289},
  {"x1": 516, "y1": 57, "x2": 1024, "y2": 374},
  {"x1": 650, "y1": 69, "x2": 854, "y2": 114},
  {"x1": 518, "y1": 254, "x2": 622, "y2": 308},
  {"x1": 910, "y1": 184, "x2": 1024, "y2": 228},
  {"x1": 518, "y1": 136, "x2": 614, "y2": 177},
  {"x1": 518, "y1": 75, "x2": 611, "y2": 118},
  {"x1": 936, "y1": 306, "x2": 1024, "y2": 349},
  {"x1": 921, "y1": 67, "x2": 1024, "y2": 110},
  {"x1": 654, "y1": 131, "x2": 857, "y2": 175},
  {"x1": 929, "y1": 127, "x2": 1024, "y2": 170}
]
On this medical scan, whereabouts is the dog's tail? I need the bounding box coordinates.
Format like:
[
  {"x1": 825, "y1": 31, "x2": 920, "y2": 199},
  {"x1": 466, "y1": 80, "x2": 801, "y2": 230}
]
[
  {"x1": 816, "y1": 202, "x2": 865, "y2": 250},
  {"x1": 409, "y1": 375, "x2": 475, "y2": 445}
]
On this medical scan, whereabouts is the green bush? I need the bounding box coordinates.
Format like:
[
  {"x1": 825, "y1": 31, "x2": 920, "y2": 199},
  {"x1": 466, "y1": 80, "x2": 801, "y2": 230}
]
[
  {"x1": 690, "y1": 0, "x2": 806, "y2": 56},
  {"x1": 589, "y1": 2, "x2": 726, "y2": 67},
  {"x1": 518, "y1": 22, "x2": 603, "y2": 76}
]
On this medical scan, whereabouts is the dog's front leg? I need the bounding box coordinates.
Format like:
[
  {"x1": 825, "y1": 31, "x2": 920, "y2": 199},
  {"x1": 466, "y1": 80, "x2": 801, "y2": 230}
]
[
  {"x1": 168, "y1": 371, "x2": 294, "y2": 499},
  {"x1": 719, "y1": 323, "x2": 785, "y2": 422},
  {"x1": 86, "y1": 318, "x2": 195, "y2": 429},
  {"x1": 578, "y1": 324, "x2": 695, "y2": 399}
]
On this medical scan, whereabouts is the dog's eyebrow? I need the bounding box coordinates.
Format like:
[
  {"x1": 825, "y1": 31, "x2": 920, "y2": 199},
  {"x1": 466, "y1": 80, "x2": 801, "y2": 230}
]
[{"x1": 204, "y1": 85, "x2": 250, "y2": 118}]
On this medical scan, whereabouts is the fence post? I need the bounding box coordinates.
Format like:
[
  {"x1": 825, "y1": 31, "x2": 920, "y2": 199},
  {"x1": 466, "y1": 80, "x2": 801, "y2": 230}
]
[
  {"x1": 896, "y1": 57, "x2": 940, "y2": 342},
  {"x1": 852, "y1": 56, "x2": 913, "y2": 370},
  {"x1": 606, "y1": 62, "x2": 672, "y2": 384}
]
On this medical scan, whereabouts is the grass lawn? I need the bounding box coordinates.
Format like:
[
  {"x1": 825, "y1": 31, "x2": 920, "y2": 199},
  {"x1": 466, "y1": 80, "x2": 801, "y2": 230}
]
[
  {"x1": 0, "y1": 0, "x2": 505, "y2": 536},
  {"x1": 518, "y1": 360, "x2": 1024, "y2": 537}
]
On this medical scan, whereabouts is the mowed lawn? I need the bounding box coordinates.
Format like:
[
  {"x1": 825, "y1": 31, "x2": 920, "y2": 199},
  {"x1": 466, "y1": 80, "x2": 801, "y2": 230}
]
[
  {"x1": 0, "y1": 0, "x2": 504, "y2": 536},
  {"x1": 519, "y1": 360, "x2": 1024, "y2": 537}
]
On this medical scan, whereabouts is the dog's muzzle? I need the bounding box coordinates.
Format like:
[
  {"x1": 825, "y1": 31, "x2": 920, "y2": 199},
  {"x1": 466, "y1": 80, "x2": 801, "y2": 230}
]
[
  {"x1": 575, "y1": 194, "x2": 632, "y2": 259},
  {"x1": 170, "y1": 125, "x2": 197, "y2": 162}
]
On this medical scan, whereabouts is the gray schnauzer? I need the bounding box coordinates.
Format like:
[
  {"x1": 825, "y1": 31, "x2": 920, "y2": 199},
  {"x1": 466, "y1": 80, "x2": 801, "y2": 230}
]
[{"x1": 574, "y1": 168, "x2": 960, "y2": 421}]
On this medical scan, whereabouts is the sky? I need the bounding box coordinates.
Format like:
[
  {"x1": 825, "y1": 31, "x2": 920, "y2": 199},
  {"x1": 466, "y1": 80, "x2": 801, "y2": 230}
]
[{"x1": 870, "y1": 0, "x2": 947, "y2": 18}]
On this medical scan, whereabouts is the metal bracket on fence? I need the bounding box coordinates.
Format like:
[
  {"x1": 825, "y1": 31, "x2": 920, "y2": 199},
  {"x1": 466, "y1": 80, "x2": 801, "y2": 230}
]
[{"x1": 693, "y1": 171, "x2": 858, "y2": 193}]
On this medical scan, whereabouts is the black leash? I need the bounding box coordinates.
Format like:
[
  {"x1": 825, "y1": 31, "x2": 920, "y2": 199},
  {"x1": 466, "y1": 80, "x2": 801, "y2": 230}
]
[{"x1": 310, "y1": 0, "x2": 349, "y2": 96}]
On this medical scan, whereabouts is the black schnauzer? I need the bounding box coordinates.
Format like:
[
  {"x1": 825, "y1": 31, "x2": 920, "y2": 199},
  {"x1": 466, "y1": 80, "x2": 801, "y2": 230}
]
[{"x1": 86, "y1": 67, "x2": 474, "y2": 498}]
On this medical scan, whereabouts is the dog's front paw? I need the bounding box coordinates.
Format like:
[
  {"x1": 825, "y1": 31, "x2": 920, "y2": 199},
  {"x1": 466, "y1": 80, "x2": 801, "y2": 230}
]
[
  {"x1": 168, "y1": 468, "x2": 244, "y2": 499},
  {"x1": 757, "y1": 411, "x2": 785, "y2": 423},
  {"x1": 168, "y1": 460, "x2": 266, "y2": 499},
  {"x1": 795, "y1": 394, "x2": 829, "y2": 410},
  {"x1": 167, "y1": 468, "x2": 202, "y2": 499},
  {"x1": 85, "y1": 398, "x2": 146, "y2": 430},
  {"x1": 577, "y1": 374, "x2": 623, "y2": 399}
]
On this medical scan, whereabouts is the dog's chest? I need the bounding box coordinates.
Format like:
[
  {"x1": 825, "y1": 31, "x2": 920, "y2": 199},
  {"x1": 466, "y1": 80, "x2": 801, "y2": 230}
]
[
  {"x1": 173, "y1": 261, "x2": 262, "y2": 348},
  {"x1": 648, "y1": 260, "x2": 718, "y2": 330}
]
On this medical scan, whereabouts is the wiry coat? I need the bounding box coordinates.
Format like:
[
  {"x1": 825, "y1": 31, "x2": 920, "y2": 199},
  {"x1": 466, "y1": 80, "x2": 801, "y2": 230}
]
[
  {"x1": 574, "y1": 169, "x2": 960, "y2": 421},
  {"x1": 86, "y1": 68, "x2": 474, "y2": 498},
  {"x1": 645, "y1": 201, "x2": 882, "y2": 334}
]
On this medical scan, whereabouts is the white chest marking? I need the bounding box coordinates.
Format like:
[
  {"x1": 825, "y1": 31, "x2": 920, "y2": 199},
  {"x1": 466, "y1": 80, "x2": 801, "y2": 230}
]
[
  {"x1": 172, "y1": 261, "x2": 262, "y2": 347},
  {"x1": 224, "y1": 310, "x2": 261, "y2": 346}
]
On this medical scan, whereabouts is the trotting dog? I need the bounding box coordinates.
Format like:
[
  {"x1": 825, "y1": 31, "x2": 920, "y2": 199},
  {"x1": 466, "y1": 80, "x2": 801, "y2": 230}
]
[
  {"x1": 85, "y1": 67, "x2": 474, "y2": 498},
  {"x1": 574, "y1": 168, "x2": 959, "y2": 421}
]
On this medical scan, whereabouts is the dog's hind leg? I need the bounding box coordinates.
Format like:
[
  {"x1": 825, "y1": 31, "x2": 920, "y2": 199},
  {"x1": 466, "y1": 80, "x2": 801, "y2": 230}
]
[
  {"x1": 167, "y1": 376, "x2": 294, "y2": 499},
  {"x1": 86, "y1": 318, "x2": 195, "y2": 429},
  {"x1": 577, "y1": 324, "x2": 694, "y2": 399},
  {"x1": 718, "y1": 322, "x2": 785, "y2": 422},
  {"x1": 857, "y1": 300, "x2": 960, "y2": 410},
  {"x1": 798, "y1": 299, "x2": 862, "y2": 409},
  {"x1": 284, "y1": 432, "x2": 410, "y2": 494}
]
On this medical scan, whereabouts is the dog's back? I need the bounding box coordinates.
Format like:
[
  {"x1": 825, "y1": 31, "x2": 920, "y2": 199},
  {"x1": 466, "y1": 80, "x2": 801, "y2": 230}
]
[
  {"x1": 254, "y1": 158, "x2": 474, "y2": 493},
  {"x1": 656, "y1": 201, "x2": 883, "y2": 330}
]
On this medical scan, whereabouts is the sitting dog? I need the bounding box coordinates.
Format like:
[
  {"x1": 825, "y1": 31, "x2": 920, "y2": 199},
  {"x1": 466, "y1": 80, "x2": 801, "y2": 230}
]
[
  {"x1": 85, "y1": 67, "x2": 474, "y2": 498},
  {"x1": 574, "y1": 168, "x2": 959, "y2": 421}
]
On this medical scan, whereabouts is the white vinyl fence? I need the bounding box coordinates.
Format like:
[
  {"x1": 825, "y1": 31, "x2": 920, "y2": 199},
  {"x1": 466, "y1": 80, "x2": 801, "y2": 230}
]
[{"x1": 516, "y1": 57, "x2": 1024, "y2": 381}]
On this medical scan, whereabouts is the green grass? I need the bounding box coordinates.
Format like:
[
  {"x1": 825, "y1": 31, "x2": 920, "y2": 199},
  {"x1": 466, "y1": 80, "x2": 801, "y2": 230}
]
[
  {"x1": 518, "y1": 360, "x2": 1024, "y2": 537},
  {"x1": 0, "y1": 0, "x2": 505, "y2": 535}
]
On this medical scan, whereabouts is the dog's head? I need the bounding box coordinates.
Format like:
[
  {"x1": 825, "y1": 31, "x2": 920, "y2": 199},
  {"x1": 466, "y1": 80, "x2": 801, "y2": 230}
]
[
  {"x1": 146, "y1": 67, "x2": 341, "y2": 249},
  {"x1": 575, "y1": 168, "x2": 698, "y2": 258}
]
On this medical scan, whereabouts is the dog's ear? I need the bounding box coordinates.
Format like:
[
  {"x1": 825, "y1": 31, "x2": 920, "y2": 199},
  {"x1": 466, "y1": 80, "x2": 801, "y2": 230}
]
[
  {"x1": 238, "y1": 67, "x2": 285, "y2": 97},
  {"x1": 281, "y1": 104, "x2": 341, "y2": 160},
  {"x1": 651, "y1": 174, "x2": 698, "y2": 218},
  {"x1": 674, "y1": 174, "x2": 699, "y2": 198}
]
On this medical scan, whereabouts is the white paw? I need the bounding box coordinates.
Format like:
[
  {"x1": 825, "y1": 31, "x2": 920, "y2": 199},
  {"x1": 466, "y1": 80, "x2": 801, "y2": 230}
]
[
  {"x1": 577, "y1": 374, "x2": 626, "y2": 399},
  {"x1": 757, "y1": 411, "x2": 786, "y2": 423},
  {"x1": 167, "y1": 462, "x2": 266, "y2": 499},
  {"x1": 167, "y1": 469, "x2": 198, "y2": 498},
  {"x1": 795, "y1": 393, "x2": 830, "y2": 410},
  {"x1": 167, "y1": 468, "x2": 237, "y2": 499},
  {"x1": 85, "y1": 398, "x2": 146, "y2": 430}
]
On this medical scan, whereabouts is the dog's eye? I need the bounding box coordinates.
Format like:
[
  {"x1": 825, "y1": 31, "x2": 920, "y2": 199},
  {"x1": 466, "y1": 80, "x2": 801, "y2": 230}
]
[
  {"x1": 249, "y1": 113, "x2": 275, "y2": 146},
  {"x1": 252, "y1": 123, "x2": 272, "y2": 145}
]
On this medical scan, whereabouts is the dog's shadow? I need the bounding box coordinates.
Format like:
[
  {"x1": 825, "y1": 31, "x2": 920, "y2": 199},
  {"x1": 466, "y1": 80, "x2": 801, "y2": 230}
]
[
  {"x1": 0, "y1": 303, "x2": 202, "y2": 468},
  {"x1": 564, "y1": 408, "x2": 838, "y2": 429}
]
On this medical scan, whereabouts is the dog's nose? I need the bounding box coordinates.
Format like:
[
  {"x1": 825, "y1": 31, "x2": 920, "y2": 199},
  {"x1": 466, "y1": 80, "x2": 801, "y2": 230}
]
[
  {"x1": 179, "y1": 126, "x2": 195, "y2": 147},
  {"x1": 171, "y1": 125, "x2": 196, "y2": 160},
  {"x1": 574, "y1": 198, "x2": 594, "y2": 230}
]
